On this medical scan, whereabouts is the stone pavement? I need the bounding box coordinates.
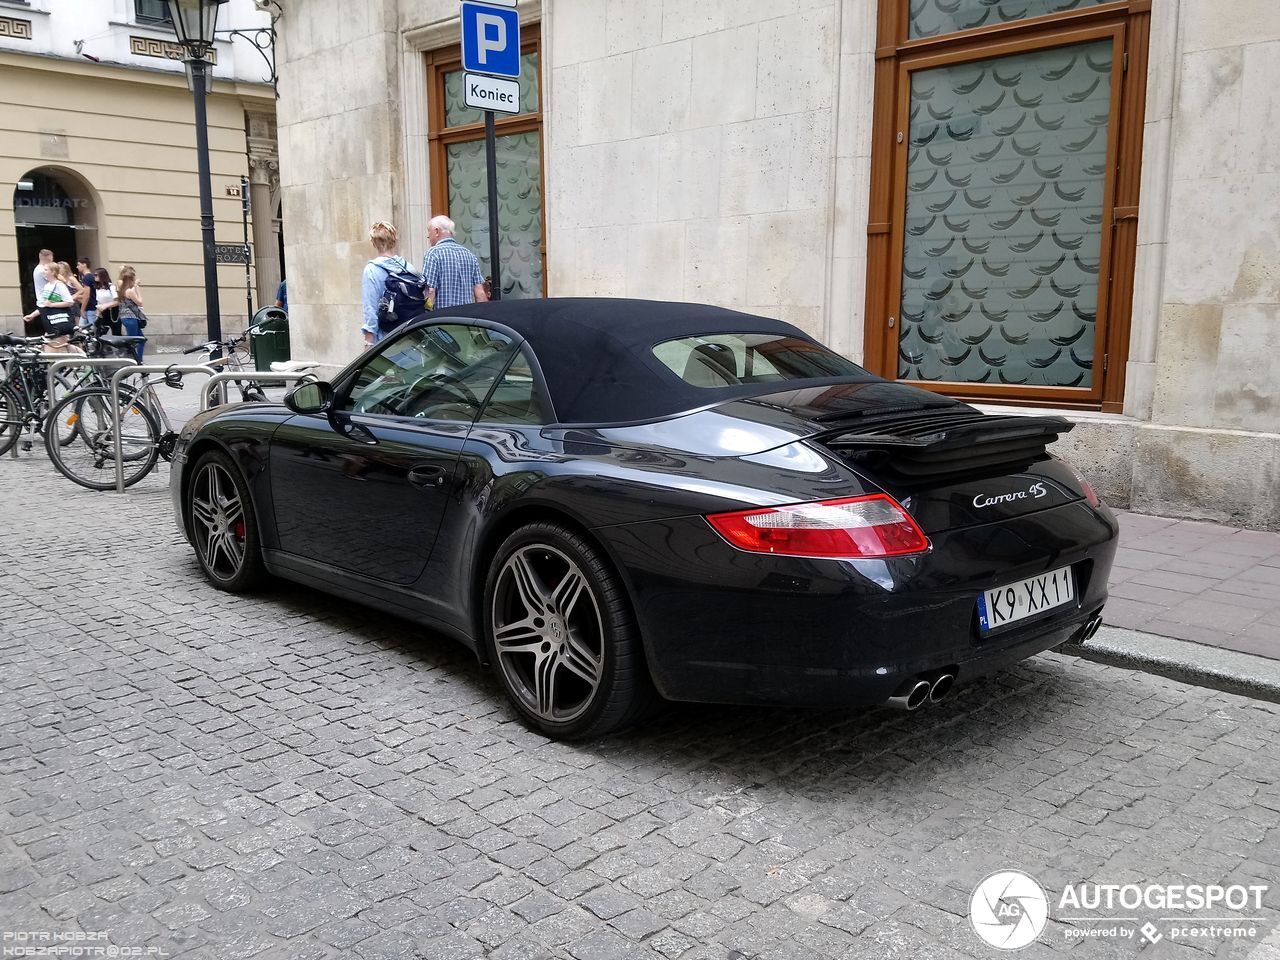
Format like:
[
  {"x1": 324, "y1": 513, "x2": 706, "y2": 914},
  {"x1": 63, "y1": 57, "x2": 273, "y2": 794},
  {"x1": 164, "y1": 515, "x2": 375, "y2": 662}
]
[
  {"x1": 4, "y1": 429, "x2": 1280, "y2": 958},
  {"x1": 1107, "y1": 513, "x2": 1280, "y2": 660}
]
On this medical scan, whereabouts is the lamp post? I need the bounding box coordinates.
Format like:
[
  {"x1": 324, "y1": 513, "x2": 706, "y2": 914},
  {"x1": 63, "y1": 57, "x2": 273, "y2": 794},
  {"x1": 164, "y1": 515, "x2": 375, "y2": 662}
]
[{"x1": 166, "y1": 0, "x2": 228, "y2": 350}]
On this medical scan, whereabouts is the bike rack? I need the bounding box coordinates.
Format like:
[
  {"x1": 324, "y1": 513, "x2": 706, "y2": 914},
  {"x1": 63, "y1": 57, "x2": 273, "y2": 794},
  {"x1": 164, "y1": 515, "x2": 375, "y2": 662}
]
[
  {"x1": 45, "y1": 355, "x2": 138, "y2": 407},
  {"x1": 199, "y1": 370, "x2": 316, "y2": 411},
  {"x1": 3, "y1": 355, "x2": 138, "y2": 460},
  {"x1": 109, "y1": 363, "x2": 217, "y2": 494}
]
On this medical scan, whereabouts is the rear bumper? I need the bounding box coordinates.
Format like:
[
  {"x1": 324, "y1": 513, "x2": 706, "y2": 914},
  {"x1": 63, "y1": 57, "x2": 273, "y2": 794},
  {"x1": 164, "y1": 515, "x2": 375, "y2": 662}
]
[{"x1": 596, "y1": 500, "x2": 1118, "y2": 707}]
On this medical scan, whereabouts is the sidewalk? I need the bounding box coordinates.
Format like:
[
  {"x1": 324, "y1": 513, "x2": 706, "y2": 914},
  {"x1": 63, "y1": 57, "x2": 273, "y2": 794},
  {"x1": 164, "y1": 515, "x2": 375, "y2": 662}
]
[{"x1": 1107, "y1": 511, "x2": 1280, "y2": 659}]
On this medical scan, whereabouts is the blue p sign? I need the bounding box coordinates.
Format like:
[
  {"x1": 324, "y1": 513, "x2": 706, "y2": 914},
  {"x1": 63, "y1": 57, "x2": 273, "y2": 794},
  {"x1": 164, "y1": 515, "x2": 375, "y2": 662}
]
[{"x1": 461, "y1": 1, "x2": 521, "y2": 79}]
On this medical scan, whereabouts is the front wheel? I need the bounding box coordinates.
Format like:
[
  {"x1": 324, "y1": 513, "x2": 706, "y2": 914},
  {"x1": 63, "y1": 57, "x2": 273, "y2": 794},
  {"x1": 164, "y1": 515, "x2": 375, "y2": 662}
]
[
  {"x1": 0, "y1": 385, "x2": 20, "y2": 457},
  {"x1": 45, "y1": 388, "x2": 160, "y2": 489},
  {"x1": 483, "y1": 522, "x2": 658, "y2": 740},
  {"x1": 187, "y1": 450, "x2": 266, "y2": 592}
]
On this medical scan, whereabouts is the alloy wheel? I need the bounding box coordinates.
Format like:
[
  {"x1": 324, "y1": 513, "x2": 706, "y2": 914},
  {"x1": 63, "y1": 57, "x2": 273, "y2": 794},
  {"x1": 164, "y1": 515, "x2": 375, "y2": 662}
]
[
  {"x1": 190, "y1": 461, "x2": 248, "y2": 581},
  {"x1": 491, "y1": 544, "x2": 605, "y2": 724}
]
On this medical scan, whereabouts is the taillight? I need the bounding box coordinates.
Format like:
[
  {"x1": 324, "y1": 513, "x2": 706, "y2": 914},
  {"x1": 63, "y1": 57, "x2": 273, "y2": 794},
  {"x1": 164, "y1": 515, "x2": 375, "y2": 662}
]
[
  {"x1": 1057, "y1": 457, "x2": 1101, "y2": 507},
  {"x1": 706, "y1": 494, "x2": 930, "y2": 559}
]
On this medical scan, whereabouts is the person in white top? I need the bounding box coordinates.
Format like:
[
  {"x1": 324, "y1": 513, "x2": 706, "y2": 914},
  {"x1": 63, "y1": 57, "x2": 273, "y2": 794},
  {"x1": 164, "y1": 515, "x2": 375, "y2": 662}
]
[
  {"x1": 26, "y1": 249, "x2": 54, "y2": 336},
  {"x1": 21, "y1": 262, "x2": 78, "y2": 353}
]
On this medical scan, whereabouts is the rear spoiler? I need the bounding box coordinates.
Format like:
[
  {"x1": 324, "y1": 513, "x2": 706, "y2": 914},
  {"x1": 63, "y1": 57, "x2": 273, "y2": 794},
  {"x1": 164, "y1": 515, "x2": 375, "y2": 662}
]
[{"x1": 821, "y1": 412, "x2": 1074, "y2": 483}]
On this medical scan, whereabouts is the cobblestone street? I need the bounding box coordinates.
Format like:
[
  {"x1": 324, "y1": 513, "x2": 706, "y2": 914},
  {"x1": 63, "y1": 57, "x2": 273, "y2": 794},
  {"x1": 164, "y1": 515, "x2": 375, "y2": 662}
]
[{"x1": 3, "y1": 450, "x2": 1280, "y2": 960}]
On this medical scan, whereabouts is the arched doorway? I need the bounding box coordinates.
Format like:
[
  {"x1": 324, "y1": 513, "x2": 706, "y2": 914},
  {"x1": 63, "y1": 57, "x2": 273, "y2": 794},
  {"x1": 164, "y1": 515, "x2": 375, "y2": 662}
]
[{"x1": 13, "y1": 167, "x2": 101, "y2": 315}]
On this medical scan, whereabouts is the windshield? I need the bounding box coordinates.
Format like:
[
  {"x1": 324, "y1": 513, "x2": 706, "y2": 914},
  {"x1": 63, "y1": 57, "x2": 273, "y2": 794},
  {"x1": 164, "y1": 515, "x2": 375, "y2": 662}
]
[{"x1": 653, "y1": 333, "x2": 868, "y2": 389}]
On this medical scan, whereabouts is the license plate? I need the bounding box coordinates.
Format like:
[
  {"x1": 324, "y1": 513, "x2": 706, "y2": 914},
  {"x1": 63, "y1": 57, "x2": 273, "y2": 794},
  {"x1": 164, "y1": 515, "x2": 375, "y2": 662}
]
[{"x1": 977, "y1": 565, "x2": 1075, "y2": 633}]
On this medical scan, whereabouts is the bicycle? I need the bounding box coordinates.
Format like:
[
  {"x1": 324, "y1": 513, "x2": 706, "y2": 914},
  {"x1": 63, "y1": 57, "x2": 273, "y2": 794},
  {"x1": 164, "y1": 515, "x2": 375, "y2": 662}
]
[
  {"x1": 44, "y1": 364, "x2": 187, "y2": 490},
  {"x1": 183, "y1": 327, "x2": 268, "y2": 402},
  {"x1": 0, "y1": 333, "x2": 115, "y2": 455},
  {"x1": 44, "y1": 349, "x2": 272, "y2": 490}
]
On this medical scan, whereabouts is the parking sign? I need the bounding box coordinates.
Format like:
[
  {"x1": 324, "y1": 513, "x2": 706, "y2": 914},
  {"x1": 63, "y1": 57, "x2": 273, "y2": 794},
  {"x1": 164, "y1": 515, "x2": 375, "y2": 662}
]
[{"x1": 461, "y1": 1, "x2": 521, "y2": 79}]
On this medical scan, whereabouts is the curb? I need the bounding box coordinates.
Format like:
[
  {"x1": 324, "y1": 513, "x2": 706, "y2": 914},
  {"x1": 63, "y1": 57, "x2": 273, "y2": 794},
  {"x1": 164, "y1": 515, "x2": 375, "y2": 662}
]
[{"x1": 1062, "y1": 626, "x2": 1280, "y2": 706}]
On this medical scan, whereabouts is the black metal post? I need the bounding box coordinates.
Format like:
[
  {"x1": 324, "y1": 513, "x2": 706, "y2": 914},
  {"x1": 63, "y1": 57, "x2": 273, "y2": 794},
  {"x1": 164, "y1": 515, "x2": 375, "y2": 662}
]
[
  {"x1": 189, "y1": 57, "x2": 222, "y2": 349},
  {"x1": 484, "y1": 110, "x2": 501, "y2": 301},
  {"x1": 241, "y1": 174, "x2": 253, "y2": 322}
]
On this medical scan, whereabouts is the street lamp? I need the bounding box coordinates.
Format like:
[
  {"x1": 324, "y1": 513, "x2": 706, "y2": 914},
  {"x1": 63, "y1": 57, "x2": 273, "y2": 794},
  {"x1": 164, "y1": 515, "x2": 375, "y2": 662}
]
[{"x1": 167, "y1": 0, "x2": 229, "y2": 351}]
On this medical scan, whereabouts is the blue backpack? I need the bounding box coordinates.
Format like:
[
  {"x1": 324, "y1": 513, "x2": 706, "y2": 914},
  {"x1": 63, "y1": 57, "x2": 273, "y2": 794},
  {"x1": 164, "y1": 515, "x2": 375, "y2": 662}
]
[{"x1": 374, "y1": 258, "x2": 427, "y2": 333}]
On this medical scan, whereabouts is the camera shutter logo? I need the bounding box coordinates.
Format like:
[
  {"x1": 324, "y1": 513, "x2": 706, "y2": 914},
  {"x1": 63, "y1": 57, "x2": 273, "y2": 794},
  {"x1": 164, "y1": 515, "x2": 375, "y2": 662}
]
[{"x1": 970, "y1": 870, "x2": 1050, "y2": 950}]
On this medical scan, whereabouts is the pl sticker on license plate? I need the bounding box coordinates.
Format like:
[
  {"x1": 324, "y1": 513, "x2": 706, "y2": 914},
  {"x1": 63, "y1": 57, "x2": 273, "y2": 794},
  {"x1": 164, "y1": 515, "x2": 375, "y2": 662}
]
[{"x1": 977, "y1": 565, "x2": 1075, "y2": 633}]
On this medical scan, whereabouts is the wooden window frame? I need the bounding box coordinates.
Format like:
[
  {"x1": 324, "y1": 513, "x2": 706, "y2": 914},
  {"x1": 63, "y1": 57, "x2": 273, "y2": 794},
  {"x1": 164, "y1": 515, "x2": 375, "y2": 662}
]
[
  {"x1": 424, "y1": 25, "x2": 547, "y2": 296},
  {"x1": 864, "y1": 0, "x2": 1151, "y2": 412}
]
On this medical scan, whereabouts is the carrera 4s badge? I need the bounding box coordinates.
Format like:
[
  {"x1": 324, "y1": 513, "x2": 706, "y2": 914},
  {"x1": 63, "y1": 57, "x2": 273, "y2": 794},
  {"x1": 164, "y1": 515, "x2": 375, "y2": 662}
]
[{"x1": 973, "y1": 482, "x2": 1049, "y2": 509}]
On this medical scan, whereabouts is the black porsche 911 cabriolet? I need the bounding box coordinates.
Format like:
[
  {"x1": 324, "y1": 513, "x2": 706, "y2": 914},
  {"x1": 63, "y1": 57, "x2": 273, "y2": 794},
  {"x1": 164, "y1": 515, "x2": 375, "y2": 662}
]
[{"x1": 172, "y1": 299, "x2": 1117, "y2": 739}]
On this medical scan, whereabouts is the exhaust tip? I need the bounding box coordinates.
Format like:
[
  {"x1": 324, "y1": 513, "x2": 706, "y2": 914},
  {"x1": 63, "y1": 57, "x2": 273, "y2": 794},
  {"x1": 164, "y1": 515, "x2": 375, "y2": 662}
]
[
  {"x1": 1085, "y1": 615, "x2": 1104, "y2": 641},
  {"x1": 887, "y1": 679, "x2": 931, "y2": 711},
  {"x1": 928, "y1": 672, "x2": 956, "y2": 704}
]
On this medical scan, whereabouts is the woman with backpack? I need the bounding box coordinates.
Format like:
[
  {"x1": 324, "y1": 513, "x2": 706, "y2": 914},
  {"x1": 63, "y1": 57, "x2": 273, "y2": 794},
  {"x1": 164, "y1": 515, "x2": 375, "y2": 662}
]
[{"x1": 361, "y1": 220, "x2": 422, "y2": 349}]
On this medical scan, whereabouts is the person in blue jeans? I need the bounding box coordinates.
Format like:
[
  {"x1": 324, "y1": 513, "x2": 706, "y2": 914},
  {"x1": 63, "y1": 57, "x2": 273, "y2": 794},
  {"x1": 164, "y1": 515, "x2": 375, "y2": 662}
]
[{"x1": 116, "y1": 265, "x2": 146, "y2": 362}]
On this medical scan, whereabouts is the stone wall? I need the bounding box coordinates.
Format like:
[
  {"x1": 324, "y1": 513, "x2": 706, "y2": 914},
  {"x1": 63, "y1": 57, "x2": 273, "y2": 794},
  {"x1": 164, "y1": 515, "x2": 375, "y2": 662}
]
[
  {"x1": 271, "y1": 0, "x2": 1280, "y2": 528},
  {"x1": 1119, "y1": 0, "x2": 1280, "y2": 526},
  {"x1": 274, "y1": 0, "x2": 405, "y2": 366},
  {"x1": 543, "y1": 0, "x2": 849, "y2": 341}
]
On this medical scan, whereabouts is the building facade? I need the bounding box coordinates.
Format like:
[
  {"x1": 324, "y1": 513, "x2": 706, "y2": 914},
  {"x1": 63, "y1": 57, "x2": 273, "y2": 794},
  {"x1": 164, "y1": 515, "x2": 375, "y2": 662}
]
[
  {"x1": 275, "y1": 0, "x2": 1280, "y2": 528},
  {"x1": 0, "y1": 0, "x2": 281, "y2": 348}
]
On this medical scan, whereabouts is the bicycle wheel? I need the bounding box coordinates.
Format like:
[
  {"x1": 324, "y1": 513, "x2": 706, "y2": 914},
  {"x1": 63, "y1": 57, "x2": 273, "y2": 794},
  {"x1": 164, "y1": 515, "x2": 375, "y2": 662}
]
[
  {"x1": 0, "y1": 385, "x2": 20, "y2": 457},
  {"x1": 46, "y1": 388, "x2": 160, "y2": 490},
  {"x1": 50, "y1": 370, "x2": 83, "y2": 446}
]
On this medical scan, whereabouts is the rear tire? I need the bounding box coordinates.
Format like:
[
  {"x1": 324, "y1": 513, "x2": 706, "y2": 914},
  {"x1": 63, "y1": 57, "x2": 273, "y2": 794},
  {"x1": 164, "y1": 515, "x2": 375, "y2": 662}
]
[
  {"x1": 484, "y1": 521, "x2": 659, "y2": 740},
  {"x1": 45, "y1": 387, "x2": 160, "y2": 490},
  {"x1": 187, "y1": 450, "x2": 266, "y2": 592},
  {"x1": 0, "y1": 385, "x2": 20, "y2": 457}
]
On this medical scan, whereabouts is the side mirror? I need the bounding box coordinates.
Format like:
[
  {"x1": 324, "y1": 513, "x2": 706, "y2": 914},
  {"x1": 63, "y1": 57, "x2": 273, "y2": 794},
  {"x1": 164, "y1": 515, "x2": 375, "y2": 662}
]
[{"x1": 284, "y1": 379, "x2": 333, "y2": 414}]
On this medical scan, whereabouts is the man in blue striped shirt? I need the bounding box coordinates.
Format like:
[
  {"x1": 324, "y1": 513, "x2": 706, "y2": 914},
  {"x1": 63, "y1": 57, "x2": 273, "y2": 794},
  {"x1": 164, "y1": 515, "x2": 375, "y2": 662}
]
[{"x1": 421, "y1": 215, "x2": 488, "y2": 309}]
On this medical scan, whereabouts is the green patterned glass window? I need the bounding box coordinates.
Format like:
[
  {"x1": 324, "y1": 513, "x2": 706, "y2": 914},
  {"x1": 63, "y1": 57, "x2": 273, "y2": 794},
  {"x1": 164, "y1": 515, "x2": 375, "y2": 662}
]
[
  {"x1": 909, "y1": 0, "x2": 1114, "y2": 39},
  {"x1": 447, "y1": 132, "x2": 543, "y2": 300},
  {"x1": 444, "y1": 53, "x2": 539, "y2": 127},
  {"x1": 898, "y1": 41, "x2": 1112, "y2": 388}
]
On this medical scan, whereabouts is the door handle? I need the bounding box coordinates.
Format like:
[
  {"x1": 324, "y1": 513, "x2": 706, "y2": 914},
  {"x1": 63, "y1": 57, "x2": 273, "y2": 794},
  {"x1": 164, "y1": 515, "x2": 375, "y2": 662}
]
[{"x1": 408, "y1": 464, "x2": 447, "y2": 488}]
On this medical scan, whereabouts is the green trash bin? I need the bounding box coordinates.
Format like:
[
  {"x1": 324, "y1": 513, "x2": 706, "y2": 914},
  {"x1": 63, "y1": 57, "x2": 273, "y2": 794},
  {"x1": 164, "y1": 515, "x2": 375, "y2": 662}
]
[{"x1": 250, "y1": 305, "x2": 290, "y2": 372}]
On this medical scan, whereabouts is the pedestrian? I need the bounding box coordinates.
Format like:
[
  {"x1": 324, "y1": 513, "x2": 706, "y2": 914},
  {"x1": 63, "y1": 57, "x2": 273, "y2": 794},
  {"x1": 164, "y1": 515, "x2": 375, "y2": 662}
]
[
  {"x1": 420, "y1": 215, "x2": 487, "y2": 310},
  {"x1": 23, "y1": 262, "x2": 76, "y2": 352},
  {"x1": 93, "y1": 268, "x2": 119, "y2": 336},
  {"x1": 274, "y1": 277, "x2": 287, "y2": 313},
  {"x1": 115, "y1": 265, "x2": 146, "y2": 362},
  {"x1": 57, "y1": 262, "x2": 85, "y2": 327},
  {"x1": 26, "y1": 248, "x2": 54, "y2": 336},
  {"x1": 76, "y1": 257, "x2": 97, "y2": 331},
  {"x1": 361, "y1": 220, "x2": 411, "y2": 349}
]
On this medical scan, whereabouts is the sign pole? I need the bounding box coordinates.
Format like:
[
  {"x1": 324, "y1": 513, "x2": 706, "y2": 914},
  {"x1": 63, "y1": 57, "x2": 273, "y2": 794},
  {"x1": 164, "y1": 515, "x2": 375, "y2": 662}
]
[
  {"x1": 241, "y1": 175, "x2": 253, "y2": 323},
  {"x1": 484, "y1": 109, "x2": 502, "y2": 301}
]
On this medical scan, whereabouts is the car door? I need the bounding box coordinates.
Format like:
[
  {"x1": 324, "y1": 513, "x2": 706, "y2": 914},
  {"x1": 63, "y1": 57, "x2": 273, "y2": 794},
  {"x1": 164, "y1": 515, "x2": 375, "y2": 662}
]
[{"x1": 269, "y1": 322, "x2": 521, "y2": 585}]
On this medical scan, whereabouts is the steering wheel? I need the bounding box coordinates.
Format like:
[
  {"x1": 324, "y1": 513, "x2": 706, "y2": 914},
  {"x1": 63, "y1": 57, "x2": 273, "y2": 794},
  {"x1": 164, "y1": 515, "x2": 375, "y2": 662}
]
[{"x1": 420, "y1": 372, "x2": 479, "y2": 408}]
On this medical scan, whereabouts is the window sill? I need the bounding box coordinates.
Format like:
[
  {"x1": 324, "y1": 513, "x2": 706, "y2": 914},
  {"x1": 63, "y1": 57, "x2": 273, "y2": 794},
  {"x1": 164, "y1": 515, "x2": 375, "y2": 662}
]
[
  {"x1": 973, "y1": 402, "x2": 1141, "y2": 425},
  {"x1": 0, "y1": 1, "x2": 48, "y2": 15}
]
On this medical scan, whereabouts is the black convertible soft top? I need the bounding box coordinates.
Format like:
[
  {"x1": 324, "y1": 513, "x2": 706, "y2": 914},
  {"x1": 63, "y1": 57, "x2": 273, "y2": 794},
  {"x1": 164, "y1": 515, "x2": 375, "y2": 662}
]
[{"x1": 432, "y1": 298, "x2": 874, "y2": 424}]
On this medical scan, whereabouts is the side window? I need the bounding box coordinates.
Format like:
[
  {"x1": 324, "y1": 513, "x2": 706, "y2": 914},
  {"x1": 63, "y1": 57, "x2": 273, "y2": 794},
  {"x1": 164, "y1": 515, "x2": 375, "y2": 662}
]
[
  {"x1": 342, "y1": 323, "x2": 516, "y2": 421},
  {"x1": 477, "y1": 346, "x2": 548, "y2": 425}
]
